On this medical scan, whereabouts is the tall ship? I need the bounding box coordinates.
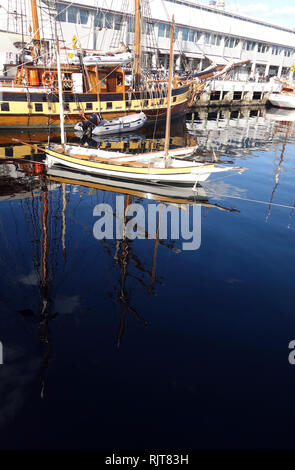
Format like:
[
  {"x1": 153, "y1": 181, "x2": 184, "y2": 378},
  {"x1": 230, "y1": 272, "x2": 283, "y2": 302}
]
[{"x1": 0, "y1": 0, "x2": 189, "y2": 129}]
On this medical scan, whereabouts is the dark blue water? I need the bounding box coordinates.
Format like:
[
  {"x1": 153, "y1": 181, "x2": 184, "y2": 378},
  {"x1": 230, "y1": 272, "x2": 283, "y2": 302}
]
[{"x1": 1, "y1": 108, "x2": 295, "y2": 450}]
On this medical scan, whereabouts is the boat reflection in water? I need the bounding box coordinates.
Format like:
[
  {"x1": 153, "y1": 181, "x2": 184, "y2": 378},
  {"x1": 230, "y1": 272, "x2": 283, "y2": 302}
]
[
  {"x1": 0, "y1": 156, "x2": 240, "y2": 400},
  {"x1": 265, "y1": 107, "x2": 295, "y2": 122},
  {"x1": 46, "y1": 165, "x2": 239, "y2": 348}
]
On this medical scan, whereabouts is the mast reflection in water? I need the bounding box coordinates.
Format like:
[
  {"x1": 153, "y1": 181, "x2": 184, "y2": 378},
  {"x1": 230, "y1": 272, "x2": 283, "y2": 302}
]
[{"x1": 1, "y1": 109, "x2": 295, "y2": 449}]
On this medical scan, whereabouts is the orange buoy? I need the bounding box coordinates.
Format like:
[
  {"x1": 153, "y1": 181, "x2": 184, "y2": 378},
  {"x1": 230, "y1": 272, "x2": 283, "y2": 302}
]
[{"x1": 41, "y1": 71, "x2": 55, "y2": 87}]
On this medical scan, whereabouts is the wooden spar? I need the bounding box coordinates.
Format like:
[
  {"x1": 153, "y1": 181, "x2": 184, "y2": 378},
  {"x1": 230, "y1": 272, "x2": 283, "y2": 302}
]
[
  {"x1": 56, "y1": 39, "x2": 66, "y2": 147},
  {"x1": 134, "y1": 0, "x2": 141, "y2": 86},
  {"x1": 164, "y1": 15, "x2": 175, "y2": 158},
  {"x1": 30, "y1": 0, "x2": 41, "y2": 60}
]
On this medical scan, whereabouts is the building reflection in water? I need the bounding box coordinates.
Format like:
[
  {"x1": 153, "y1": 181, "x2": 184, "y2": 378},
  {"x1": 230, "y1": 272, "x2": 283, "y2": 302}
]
[
  {"x1": 1, "y1": 105, "x2": 295, "y2": 397},
  {"x1": 186, "y1": 106, "x2": 295, "y2": 159}
]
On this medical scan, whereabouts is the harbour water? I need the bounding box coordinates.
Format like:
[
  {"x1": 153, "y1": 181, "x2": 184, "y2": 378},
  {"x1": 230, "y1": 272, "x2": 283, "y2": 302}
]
[{"x1": 1, "y1": 107, "x2": 295, "y2": 449}]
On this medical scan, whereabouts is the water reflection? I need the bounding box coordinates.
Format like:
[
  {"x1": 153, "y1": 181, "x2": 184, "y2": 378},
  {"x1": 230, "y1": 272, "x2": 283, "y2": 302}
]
[
  {"x1": 1, "y1": 108, "x2": 295, "y2": 449},
  {"x1": 186, "y1": 106, "x2": 295, "y2": 157},
  {"x1": 0, "y1": 158, "x2": 240, "y2": 398}
]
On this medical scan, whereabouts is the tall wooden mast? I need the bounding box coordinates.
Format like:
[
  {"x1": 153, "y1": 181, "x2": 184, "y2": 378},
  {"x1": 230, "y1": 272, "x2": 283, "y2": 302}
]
[
  {"x1": 134, "y1": 0, "x2": 141, "y2": 86},
  {"x1": 30, "y1": 0, "x2": 41, "y2": 60},
  {"x1": 164, "y1": 15, "x2": 175, "y2": 158}
]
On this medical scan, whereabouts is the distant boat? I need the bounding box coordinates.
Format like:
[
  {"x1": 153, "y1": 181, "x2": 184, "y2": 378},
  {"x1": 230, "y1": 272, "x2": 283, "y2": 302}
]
[
  {"x1": 74, "y1": 112, "x2": 147, "y2": 136},
  {"x1": 268, "y1": 78, "x2": 295, "y2": 109},
  {"x1": 82, "y1": 51, "x2": 132, "y2": 67},
  {"x1": 268, "y1": 92, "x2": 295, "y2": 109}
]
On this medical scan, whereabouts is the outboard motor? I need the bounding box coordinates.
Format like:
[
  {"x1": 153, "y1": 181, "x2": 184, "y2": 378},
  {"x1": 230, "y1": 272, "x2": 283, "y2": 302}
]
[{"x1": 80, "y1": 113, "x2": 103, "y2": 136}]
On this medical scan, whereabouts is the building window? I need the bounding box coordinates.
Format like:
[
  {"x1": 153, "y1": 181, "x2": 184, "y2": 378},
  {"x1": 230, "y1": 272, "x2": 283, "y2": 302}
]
[
  {"x1": 158, "y1": 23, "x2": 170, "y2": 38},
  {"x1": 105, "y1": 13, "x2": 113, "y2": 29},
  {"x1": 181, "y1": 28, "x2": 195, "y2": 42},
  {"x1": 94, "y1": 13, "x2": 104, "y2": 29},
  {"x1": 272, "y1": 45, "x2": 283, "y2": 55},
  {"x1": 56, "y1": 4, "x2": 66, "y2": 22},
  {"x1": 182, "y1": 28, "x2": 189, "y2": 42},
  {"x1": 128, "y1": 17, "x2": 135, "y2": 32},
  {"x1": 225, "y1": 37, "x2": 239, "y2": 48},
  {"x1": 257, "y1": 43, "x2": 268, "y2": 53},
  {"x1": 244, "y1": 40, "x2": 256, "y2": 51},
  {"x1": 205, "y1": 33, "x2": 211, "y2": 45},
  {"x1": 145, "y1": 22, "x2": 153, "y2": 36},
  {"x1": 79, "y1": 9, "x2": 89, "y2": 25},
  {"x1": 68, "y1": 6, "x2": 79, "y2": 24},
  {"x1": 158, "y1": 23, "x2": 165, "y2": 37},
  {"x1": 194, "y1": 31, "x2": 202, "y2": 42},
  {"x1": 284, "y1": 48, "x2": 293, "y2": 57},
  {"x1": 174, "y1": 26, "x2": 180, "y2": 40},
  {"x1": 210, "y1": 34, "x2": 222, "y2": 46},
  {"x1": 114, "y1": 14, "x2": 122, "y2": 31}
]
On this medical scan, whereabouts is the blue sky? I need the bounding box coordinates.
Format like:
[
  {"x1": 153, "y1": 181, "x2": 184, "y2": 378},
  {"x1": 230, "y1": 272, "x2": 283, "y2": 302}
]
[{"x1": 219, "y1": 1, "x2": 295, "y2": 28}]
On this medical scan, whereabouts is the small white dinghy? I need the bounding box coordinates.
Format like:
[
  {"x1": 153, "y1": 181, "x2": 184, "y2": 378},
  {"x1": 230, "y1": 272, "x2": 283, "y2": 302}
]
[
  {"x1": 74, "y1": 112, "x2": 147, "y2": 136},
  {"x1": 83, "y1": 51, "x2": 132, "y2": 67}
]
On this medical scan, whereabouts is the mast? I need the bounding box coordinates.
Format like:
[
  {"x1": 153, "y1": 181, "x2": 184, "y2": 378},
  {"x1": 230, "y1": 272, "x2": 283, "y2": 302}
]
[
  {"x1": 56, "y1": 38, "x2": 66, "y2": 147},
  {"x1": 134, "y1": 0, "x2": 141, "y2": 86},
  {"x1": 30, "y1": 0, "x2": 41, "y2": 61},
  {"x1": 164, "y1": 15, "x2": 175, "y2": 158}
]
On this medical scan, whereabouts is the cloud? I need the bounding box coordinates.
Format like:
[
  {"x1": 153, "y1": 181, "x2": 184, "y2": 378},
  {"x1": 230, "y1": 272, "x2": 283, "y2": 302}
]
[
  {"x1": 54, "y1": 295, "x2": 80, "y2": 314},
  {"x1": 0, "y1": 346, "x2": 40, "y2": 428},
  {"x1": 19, "y1": 271, "x2": 38, "y2": 286}
]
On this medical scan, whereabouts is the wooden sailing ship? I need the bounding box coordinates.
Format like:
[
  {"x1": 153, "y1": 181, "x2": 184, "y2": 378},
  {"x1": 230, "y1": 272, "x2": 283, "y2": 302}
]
[{"x1": 0, "y1": 0, "x2": 189, "y2": 129}]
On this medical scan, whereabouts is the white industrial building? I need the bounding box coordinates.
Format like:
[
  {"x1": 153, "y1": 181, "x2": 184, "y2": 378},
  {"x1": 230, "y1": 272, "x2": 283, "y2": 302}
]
[{"x1": 0, "y1": 0, "x2": 295, "y2": 78}]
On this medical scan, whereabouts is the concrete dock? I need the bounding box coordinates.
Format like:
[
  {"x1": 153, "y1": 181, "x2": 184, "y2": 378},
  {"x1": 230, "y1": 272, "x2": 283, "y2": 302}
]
[{"x1": 191, "y1": 79, "x2": 282, "y2": 108}]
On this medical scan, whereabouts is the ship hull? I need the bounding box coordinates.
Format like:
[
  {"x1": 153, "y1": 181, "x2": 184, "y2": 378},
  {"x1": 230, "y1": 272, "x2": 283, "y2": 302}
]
[{"x1": 0, "y1": 86, "x2": 189, "y2": 129}]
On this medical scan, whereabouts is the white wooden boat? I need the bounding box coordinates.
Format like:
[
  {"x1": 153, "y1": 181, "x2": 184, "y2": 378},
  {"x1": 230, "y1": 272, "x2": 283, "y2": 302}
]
[
  {"x1": 74, "y1": 112, "x2": 147, "y2": 136},
  {"x1": 268, "y1": 92, "x2": 295, "y2": 109},
  {"x1": 46, "y1": 166, "x2": 239, "y2": 212},
  {"x1": 45, "y1": 143, "x2": 243, "y2": 184}
]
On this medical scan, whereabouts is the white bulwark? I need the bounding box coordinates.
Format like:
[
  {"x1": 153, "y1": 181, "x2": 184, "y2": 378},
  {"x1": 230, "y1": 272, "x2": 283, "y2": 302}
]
[{"x1": 0, "y1": 0, "x2": 295, "y2": 78}]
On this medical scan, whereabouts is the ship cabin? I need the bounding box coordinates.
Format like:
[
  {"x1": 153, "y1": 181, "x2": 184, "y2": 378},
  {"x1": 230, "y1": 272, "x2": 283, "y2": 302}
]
[{"x1": 13, "y1": 63, "x2": 127, "y2": 97}]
